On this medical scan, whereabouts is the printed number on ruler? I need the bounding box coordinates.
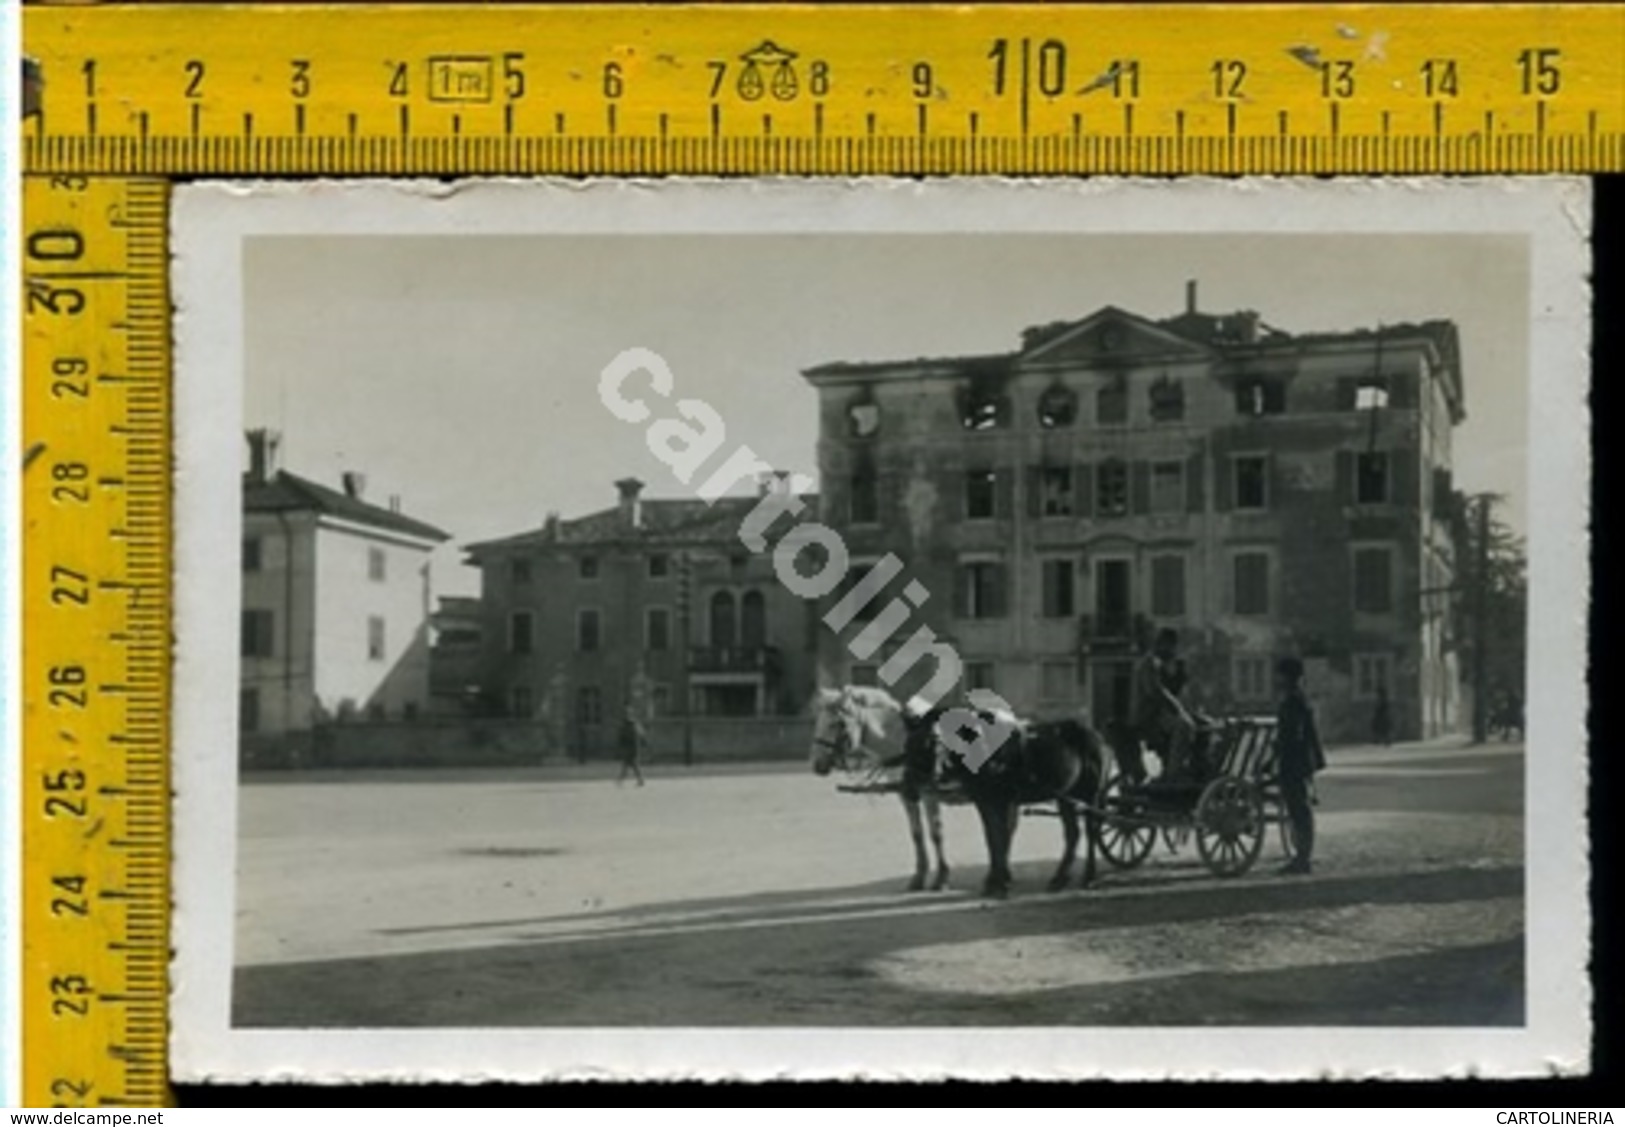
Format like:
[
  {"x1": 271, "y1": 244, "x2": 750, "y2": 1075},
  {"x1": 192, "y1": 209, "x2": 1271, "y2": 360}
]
[
  {"x1": 19, "y1": 4, "x2": 1625, "y2": 172},
  {"x1": 22, "y1": 176, "x2": 172, "y2": 1109}
]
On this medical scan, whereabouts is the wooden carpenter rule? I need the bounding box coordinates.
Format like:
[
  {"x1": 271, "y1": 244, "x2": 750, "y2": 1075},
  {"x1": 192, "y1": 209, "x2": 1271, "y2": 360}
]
[{"x1": 16, "y1": 1, "x2": 1624, "y2": 1107}]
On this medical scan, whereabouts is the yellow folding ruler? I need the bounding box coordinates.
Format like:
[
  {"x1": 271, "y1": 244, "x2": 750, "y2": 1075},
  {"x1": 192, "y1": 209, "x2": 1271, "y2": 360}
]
[{"x1": 17, "y1": 1, "x2": 1624, "y2": 1106}]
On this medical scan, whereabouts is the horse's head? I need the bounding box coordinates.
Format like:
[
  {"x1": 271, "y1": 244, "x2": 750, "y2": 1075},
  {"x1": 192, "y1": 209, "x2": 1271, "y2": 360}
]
[{"x1": 809, "y1": 687, "x2": 862, "y2": 776}]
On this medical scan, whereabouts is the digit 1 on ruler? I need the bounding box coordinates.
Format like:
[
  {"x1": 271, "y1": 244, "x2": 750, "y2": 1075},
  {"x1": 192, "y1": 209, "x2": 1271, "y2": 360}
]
[{"x1": 21, "y1": 177, "x2": 172, "y2": 1109}]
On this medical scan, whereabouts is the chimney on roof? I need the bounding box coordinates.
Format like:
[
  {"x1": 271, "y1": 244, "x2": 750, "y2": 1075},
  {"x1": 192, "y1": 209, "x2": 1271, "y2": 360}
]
[
  {"x1": 1185, "y1": 279, "x2": 1198, "y2": 315},
  {"x1": 615, "y1": 477, "x2": 644, "y2": 530},
  {"x1": 246, "y1": 428, "x2": 282, "y2": 484},
  {"x1": 1235, "y1": 310, "x2": 1261, "y2": 344},
  {"x1": 543, "y1": 511, "x2": 560, "y2": 540},
  {"x1": 342, "y1": 471, "x2": 366, "y2": 500}
]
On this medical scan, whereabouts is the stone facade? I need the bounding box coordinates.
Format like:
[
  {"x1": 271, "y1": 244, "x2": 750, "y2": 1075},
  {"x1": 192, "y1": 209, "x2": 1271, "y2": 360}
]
[
  {"x1": 802, "y1": 293, "x2": 1466, "y2": 743},
  {"x1": 464, "y1": 478, "x2": 821, "y2": 758}
]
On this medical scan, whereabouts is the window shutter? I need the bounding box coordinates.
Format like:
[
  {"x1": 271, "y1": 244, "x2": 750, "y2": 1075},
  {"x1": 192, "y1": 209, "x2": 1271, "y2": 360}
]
[
  {"x1": 1075, "y1": 462, "x2": 1095, "y2": 517},
  {"x1": 1215, "y1": 456, "x2": 1234, "y2": 511},
  {"x1": 1131, "y1": 461, "x2": 1152, "y2": 515},
  {"x1": 1335, "y1": 450, "x2": 1355, "y2": 504},
  {"x1": 1186, "y1": 452, "x2": 1205, "y2": 512},
  {"x1": 991, "y1": 562, "x2": 1008, "y2": 618},
  {"x1": 1390, "y1": 448, "x2": 1418, "y2": 506},
  {"x1": 995, "y1": 467, "x2": 1014, "y2": 519},
  {"x1": 1025, "y1": 466, "x2": 1042, "y2": 518}
]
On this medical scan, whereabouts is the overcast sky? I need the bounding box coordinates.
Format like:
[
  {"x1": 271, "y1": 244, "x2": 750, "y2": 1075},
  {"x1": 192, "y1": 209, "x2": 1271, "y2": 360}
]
[{"x1": 245, "y1": 232, "x2": 1528, "y2": 596}]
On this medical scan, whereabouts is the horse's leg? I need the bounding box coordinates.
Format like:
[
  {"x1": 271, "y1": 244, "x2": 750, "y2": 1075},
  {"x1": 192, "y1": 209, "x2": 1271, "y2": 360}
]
[
  {"x1": 1005, "y1": 802, "x2": 1023, "y2": 889},
  {"x1": 988, "y1": 802, "x2": 1014, "y2": 902},
  {"x1": 900, "y1": 794, "x2": 928, "y2": 893},
  {"x1": 1048, "y1": 801, "x2": 1079, "y2": 892},
  {"x1": 976, "y1": 799, "x2": 1009, "y2": 899},
  {"x1": 924, "y1": 793, "x2": 950, "y2": 890},
  {"x1": 1082, "y1": 803, "x2": 1101, "y2": 888}
]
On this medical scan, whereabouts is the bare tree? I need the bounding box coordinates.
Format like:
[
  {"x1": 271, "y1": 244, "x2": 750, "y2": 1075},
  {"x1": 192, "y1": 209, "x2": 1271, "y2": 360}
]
[{"x1": 1454, "y1": 493, "x2": 1528, "y2": 743}]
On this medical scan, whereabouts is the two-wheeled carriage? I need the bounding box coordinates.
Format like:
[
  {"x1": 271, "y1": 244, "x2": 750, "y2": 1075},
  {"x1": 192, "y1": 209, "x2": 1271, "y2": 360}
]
[{"x1": 1090, "y1": 717, "x2": 1297, "y2": 878}]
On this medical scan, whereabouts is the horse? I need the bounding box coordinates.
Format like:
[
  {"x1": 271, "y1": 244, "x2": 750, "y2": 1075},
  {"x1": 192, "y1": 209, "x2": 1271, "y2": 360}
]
[
  {"x1": 913, "y1": 704, "x2": 1110, "y2": 899},
  {"x1": 809, "y1": 685, "x2": 950, "y2": 893}
]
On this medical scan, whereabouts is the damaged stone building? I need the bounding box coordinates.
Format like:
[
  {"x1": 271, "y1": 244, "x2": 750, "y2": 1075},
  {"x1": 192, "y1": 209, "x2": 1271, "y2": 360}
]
[{"x1": 802, "y1": 285, "x2": 1465, "y2": 743}]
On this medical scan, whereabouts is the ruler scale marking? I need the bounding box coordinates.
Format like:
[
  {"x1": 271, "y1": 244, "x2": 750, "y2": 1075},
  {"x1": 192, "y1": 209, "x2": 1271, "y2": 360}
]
[{"x1": 22, "y1": 177, "x2": 173, "y2": 1109}]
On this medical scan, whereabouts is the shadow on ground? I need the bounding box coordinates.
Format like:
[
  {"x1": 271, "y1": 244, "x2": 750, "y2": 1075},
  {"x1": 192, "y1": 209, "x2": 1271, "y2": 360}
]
[{"x1": 233, "y1": 861, "x2": 1523, "y2": 1028}]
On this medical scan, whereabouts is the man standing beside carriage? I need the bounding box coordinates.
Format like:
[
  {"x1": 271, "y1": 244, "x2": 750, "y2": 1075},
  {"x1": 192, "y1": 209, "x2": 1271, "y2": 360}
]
[{"x1": 1274, "y1": 656, "x2": 1326, "y2": 876}]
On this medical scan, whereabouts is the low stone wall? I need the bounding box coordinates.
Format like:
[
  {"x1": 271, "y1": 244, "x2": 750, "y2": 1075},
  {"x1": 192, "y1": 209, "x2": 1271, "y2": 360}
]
[
  {"x1": 241, "y1": 720, "x2": 552, "y2": 770},
  {"x1": 645, "y1": 717, "x2": 814, "y2": 763},
  {"x1": 240, "y1": 715, "x2": 815, "y2": 770}
]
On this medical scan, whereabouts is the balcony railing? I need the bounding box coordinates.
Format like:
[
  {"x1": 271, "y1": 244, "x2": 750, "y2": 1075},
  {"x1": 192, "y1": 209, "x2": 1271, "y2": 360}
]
[
  {"x1": 1077, "y1": 611, "x2": 1143, "y2": 655},
  {"x1": 689, "y1": 645, "x2": 782, "y2": 675}
]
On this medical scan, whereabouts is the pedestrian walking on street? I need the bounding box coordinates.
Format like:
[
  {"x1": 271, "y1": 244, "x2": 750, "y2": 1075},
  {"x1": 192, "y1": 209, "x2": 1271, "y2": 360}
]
[
  {"x1": 617, "y1": 707, "x2": 647, "y2": 787},
  {"x1": 1274, "y1": 657, "x2": 1326, "y2": 875},
  {"x1": 1371, "y1": 682, "x2": 1393, "y2": 747}
]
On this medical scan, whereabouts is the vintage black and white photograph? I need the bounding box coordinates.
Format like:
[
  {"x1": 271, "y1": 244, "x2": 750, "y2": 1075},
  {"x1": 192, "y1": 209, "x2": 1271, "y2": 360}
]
[{"x1": 169, "y1": 177, "x2": 1589, "y2": 1081}]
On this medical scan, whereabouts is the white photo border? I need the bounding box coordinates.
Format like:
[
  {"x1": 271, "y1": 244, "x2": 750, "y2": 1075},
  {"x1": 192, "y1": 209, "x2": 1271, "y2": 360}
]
[{"x1": 170, "y1": 176, "x2": 1591, "y2": 1082}]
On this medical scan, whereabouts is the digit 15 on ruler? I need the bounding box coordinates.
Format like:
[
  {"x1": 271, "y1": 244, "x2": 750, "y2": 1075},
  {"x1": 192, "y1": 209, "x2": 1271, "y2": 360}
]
[{"x1": 22, "y1": 176, "x2": 172, "y2": 1110}]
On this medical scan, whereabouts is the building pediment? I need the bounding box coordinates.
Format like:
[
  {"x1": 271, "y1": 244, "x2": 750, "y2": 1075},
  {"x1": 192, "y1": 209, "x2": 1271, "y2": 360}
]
[{"x1": 1019, "y1": 307, "x2": 1213, "y2": 367}]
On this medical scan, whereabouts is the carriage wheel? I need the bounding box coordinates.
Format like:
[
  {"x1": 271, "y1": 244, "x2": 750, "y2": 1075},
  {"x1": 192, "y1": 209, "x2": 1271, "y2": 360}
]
[
  {"x1": 1195, "y1": 777, "x2": 1265, "y2": 878},
  {"x1": 1097, "y1": 777, "x2": 1157, "y2": 870}
]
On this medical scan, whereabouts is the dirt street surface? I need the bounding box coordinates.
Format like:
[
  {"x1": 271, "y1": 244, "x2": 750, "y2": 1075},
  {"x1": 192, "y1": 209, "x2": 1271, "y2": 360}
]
[{"x1": 232, "y1": 740, "x2": 1523, "y2": 1027}]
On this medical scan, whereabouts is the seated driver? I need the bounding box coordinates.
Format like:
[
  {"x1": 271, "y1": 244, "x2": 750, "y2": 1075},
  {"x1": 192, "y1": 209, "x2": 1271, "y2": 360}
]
[{"x1": 1134, "y1": 628, "x2": 1198, "y2": 779}]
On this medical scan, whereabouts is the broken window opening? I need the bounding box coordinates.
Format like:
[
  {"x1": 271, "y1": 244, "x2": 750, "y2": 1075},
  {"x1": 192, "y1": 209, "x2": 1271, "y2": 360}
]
[
  {"x1": 960, "y1": 382, "x2": 1008, "y2": 431},
  {"x1": 1148, "y1": 376, "x2": 1185, "y2": 422},
  {"x1": 1040, "y1": 466, "x2": 1074, "y2": 517},
  {"x1": 1355, "y1": 379, "x2": 1391, "y2": 411},
  {"x1": 965, "y1": 469, "x2": 998, "y2": 520},
  {"x1": 846, "y1": 396, "x2": 882, "y2": 438},
  {"x1": 1356, "y1": 451, "x2": 1389, "y2": 505},
  {"x1": 1037, "y1": 383, "x2": 1079, "y2": 428},
  {"x1": 1234, "y1": 455, "x2": 1268, "y2": 510},
  {"x1": 1235, "y1": 377, "x2": 1286, "y2": 417}
]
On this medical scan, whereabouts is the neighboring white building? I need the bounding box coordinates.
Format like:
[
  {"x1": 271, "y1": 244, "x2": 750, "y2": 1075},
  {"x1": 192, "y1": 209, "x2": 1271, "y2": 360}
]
[{"x1": 240, "y1": 430, "x2": 450, "y2": 751}]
